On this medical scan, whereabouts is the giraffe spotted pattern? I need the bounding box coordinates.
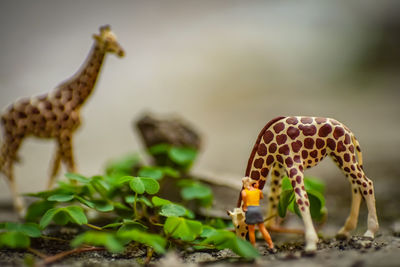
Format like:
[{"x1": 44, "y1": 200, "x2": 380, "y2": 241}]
[
  {"x1": 231, "y1": 116, "x2": 379, "y2": 252},
  {"x1": 0, "y1": 25, "x2": 125, "y2": 216}
]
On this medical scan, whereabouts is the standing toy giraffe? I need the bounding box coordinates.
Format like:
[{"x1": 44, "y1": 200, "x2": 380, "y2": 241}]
[
  {"x1": 0, "y1": 25, "x2": 125, "y2": 215},
  {"x1": 229, "y1": 116, "x2": 378, "y2": 251}
]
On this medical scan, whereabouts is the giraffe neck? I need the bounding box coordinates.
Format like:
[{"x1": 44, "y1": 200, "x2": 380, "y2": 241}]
[{"x1": 52, "y1": 42, "x2": 106, "y2": 109}]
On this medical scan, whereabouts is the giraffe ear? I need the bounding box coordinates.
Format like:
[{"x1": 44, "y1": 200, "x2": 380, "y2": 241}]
[
  {"x1": 92, "y1": 34, "x2": 101, "y2": 42},
  {"x1": 99, "y1": 25, "x2": 111, "y2": 33}
]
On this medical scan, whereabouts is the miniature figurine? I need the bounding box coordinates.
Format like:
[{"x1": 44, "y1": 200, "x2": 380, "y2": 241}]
[
  {"x1": 230, "y1": 116, "x2": 379, "y2": 251},
  {"x1": 0, "y1": 25, "x2": 125, "y2": 215},
  {"x1": 241, "y1": 177, "x2": 274, "y2": 248}
]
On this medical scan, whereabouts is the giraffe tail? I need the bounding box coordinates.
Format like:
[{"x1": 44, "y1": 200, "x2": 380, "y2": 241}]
[{"x1": 351, "y1": 133, "x2": 363, "y2": 169}]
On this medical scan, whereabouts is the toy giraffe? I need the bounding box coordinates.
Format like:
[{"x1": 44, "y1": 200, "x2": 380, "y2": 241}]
[
  {"x1": 0, "y1": 25, "x2": 124, "y2": 215},
  {"x1": 229, "y1": 116, "x2": 379, "y2": 251}
]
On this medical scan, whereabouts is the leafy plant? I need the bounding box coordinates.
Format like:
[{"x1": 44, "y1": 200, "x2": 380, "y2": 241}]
[
  {"x1": 1, "y1": 145, "x2": 261, "y2": 264},
  {"x1": 0, "y1": 222, "x2": 41, "y2": 249},
  {"x1": 278, "y1": 176, "x2": 327, "y2": 221}
]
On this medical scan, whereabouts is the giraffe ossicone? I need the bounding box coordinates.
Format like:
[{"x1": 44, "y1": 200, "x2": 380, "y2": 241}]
[
  {"x1": 229, "y1": 116, "x2": 379, "y2": 252},
  {"x1": 0, "y1": 25, "x2": 125, "y2": 216}
]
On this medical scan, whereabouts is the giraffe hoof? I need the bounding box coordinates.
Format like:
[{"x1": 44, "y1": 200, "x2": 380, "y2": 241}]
[
  {"x1": 363, "y1": 230, "x2": 375, "y2": 239},
  {"x1": 304, "y1": 242, "x2": 317, "y2": 252}
]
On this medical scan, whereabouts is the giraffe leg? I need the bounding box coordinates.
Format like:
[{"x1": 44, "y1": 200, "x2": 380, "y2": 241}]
[
  {"x1": 289, "y1": 167, "x2": 318, "y2": 251},
  {"x1": 335, "y1": 161, "x2": 363, "y2": 238},
  {"x1": 265, "y1": 163, "x2": 283, "y2": 228},
  {"x1": 59, "y1": 132, "x2": 76, "y2": 173},
  {"x1": 47, "y1": 144, "x2": 62, "y2": 189},
  {"x1": 1, "y1": 138, "x2": 25, "y2": 217},
  {"x1": 360, "y1": 177, "x2": 379, "y2": 238},
  {"x1": 337, "y1": 186, "x2": 362, "y2": 237}
]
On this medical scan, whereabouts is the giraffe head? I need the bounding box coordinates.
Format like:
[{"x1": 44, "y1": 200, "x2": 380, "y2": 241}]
[
  {"x1": 228, "y1": 208, "x2": 248, "y2": 239},
  {"x1": 93, "y1": 25, "x2": 125, "y2": 57}
]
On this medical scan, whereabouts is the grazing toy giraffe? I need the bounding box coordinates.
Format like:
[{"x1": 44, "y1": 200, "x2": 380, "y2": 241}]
[
  {"x1": 229, "y1": 116, "x2": 379, "y2": 251},
  {"x1": 0, "y1": 25, "x2": 125, "y2": 215}
]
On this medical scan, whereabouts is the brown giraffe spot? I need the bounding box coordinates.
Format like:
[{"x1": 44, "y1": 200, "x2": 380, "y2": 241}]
[
  {"x1": 318, "y1": 124, "x2": 332, "y2": 137},
  {"x1": 263, "y1": 130, "x2": 274, "y2": 144},
  {"x1": 268, "y1": 143, "x2": 277, "y2": 153},
  {"x1": 356, "y1": 146, "x2": 361, "y2": 152},
  {"x1": 331, "y1": 119, "x2": 340, "y2": 126},
  {"x1": 357, "y1": 173, "x2": 362, "y2": 178},
  {"x1": 287, "y1": 126, "x2": 300, "y2": 140},
  {"x1": 291, "y1": 140, "x2": 302, "y2": 153},
  {"x1": 362, "y1": 182, "x2": 367, "y2": 187},
  {"x1": 285, "y1": 157, "x2": 293, "y2": 168},
  {"x1": 351, "y1": 173, "x2": 357, "y2": 179},
  {"x1": 304, "y1": 138, "x2": 314, "y2": 149},
  {"x1": 363, "y1": 191, "x2": 368, "y2": 195},
  {"x1": 352, "y1": 155, "x2": 356, "y2": 163},
  {"x1": 278, "y1": 144, "x2": 290, "y2": 155},
  {"x1": 295, "y1": 188, "x2": 301, "y2": 196},
  {"x1": 301, "y1": 207, "x2": 305, "y2": 211},
  {"x1": 286, "y1": 117, "x2": 298, "y2": 125},
  {"x1": 333, "y1": 127, "x2": 345, "y2": 140},
  {"x1": 273, "y1": 122, "x2": 285, "y2": 134},
  {"x1": 351, "y1": 165, "x2": 356, "y2": 171},
  {"x1": 266, "y1": 155, "x2": 274, "y2": 165},
  {"x1": 289, "y1": 168, "x2": 298, "y2": 177},
  {"x1": 273, "y1": 170, "x2": 280, "y2": 177},
  {"x1": 259, "y1": 180, "x2": 266, "y2": 189},
  {"x1": 316, "y1": 138, "x2": 325, "y2": 149},
  {"x1": 294, "y1": 155, "x2": 301, "y2": 163},
  {"x1": 299, "y1": 165, "x2": 303, "y2": 172},
  {"x1": 337, "y1": 141, "x2": 346, "y2": 152},
  {"x1": 307, "y1": 159, "x2": 312, "y2": 164},
  {"x1": 344, "y1": 153, "x2": 350, "y2": 162},
  {"x1": 349, "y1": 145, "x2": 355, "y2": 153},
  {"x1": 344, "y1": 167, "x2": 350, "y2": 172},
  {"x1": 251, "y1": 171, "x2": 260, "y2": 180},
  {"x1": 299, "y1": 125, "x2": 317, "y2": 136},
  {"x1": 344, "y1": 134, "x2": 351, "y2": 144},
  {"x1": 305, "y1": 201, "x2": 309, "y2": 206},
  {"x1": 254, "y1": 158, "x2": 264, "y2": 169},
  {"x1": 301, "y1": 150, "x2": 308, "y2": 158},
  {"x1": 327, "y1": 138, "x2": 336, "y2": 150},
  {"x1": 296, "y1": 175, "x2": 302, "y2": 184},
  {"x1": 315, "y1": 117, "x2": 326, "y2": 124},
  {"x1": 335, "y1": 154, "x2": 343, "y2": 166},
  {"x1": 276, "y1": 155, "x2": 283, "y2": 164},
  {"x1": 321, "y1": 148, "x2": 327, "y2": 155},
  {"x1": 297, "y1": 199, "x2": 303, "y2": 205},
  {"x1": 310, "y1": 150, "x2": 318, "y2": 158},
  {"x1": 291, "y1": 180, "x2": 296, "y2": 187},
  {"x1": 369, "y1": 189, "x2": 373, "y2": 194},
  {"x1": 261, "y1": 168, "x2": 269, "y2": 177},
  {"x1": 257, "y1": 143, "x2": 268, "y2": 156},
  {"x1": 301, "y1": 117, "x2": 313, "y2": 124},
  {"x1": 276, "y1": 134, "x2": 287, "y2": 145}
]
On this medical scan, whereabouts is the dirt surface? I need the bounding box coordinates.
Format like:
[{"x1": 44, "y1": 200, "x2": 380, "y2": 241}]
[{"x1": 0, "y1": 219, "x2": 399, "y2": 267}]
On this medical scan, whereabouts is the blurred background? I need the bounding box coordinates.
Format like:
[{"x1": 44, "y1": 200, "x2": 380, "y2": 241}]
[{"x1": 0, "y1": 1, "x2": 399, "y2": 227}]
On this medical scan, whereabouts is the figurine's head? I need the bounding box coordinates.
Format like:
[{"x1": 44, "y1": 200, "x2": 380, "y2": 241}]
[
  {"x1": 228, "y1": 208, "x2": 249, "y2": 239},
  {"x1": 93, "y1": 25, "x2": 125, "y2": 57},
  {"x1": 242, "y1": 176, "x2": 258, "y2": 190}
]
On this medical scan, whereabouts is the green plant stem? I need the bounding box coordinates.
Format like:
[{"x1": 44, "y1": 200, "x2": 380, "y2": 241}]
[
  {"x1": 149, "y1": 216, "x2": 163, "y2": 227},
  {"x1": 133, "y1": 192, "x2": 138, "y2": 219},
  {"x1": 41, "y1": 235, "x2": 70, "y2": 243},
  {"x1": 85, "y1": 223, "x2": 103, "y2": 231},
  {"x1": 27, "y1": 247, "x2": 47, "y2": 259},
  {"x1": 144, "y1": 247, "x2": 154, "y2": 264}
]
